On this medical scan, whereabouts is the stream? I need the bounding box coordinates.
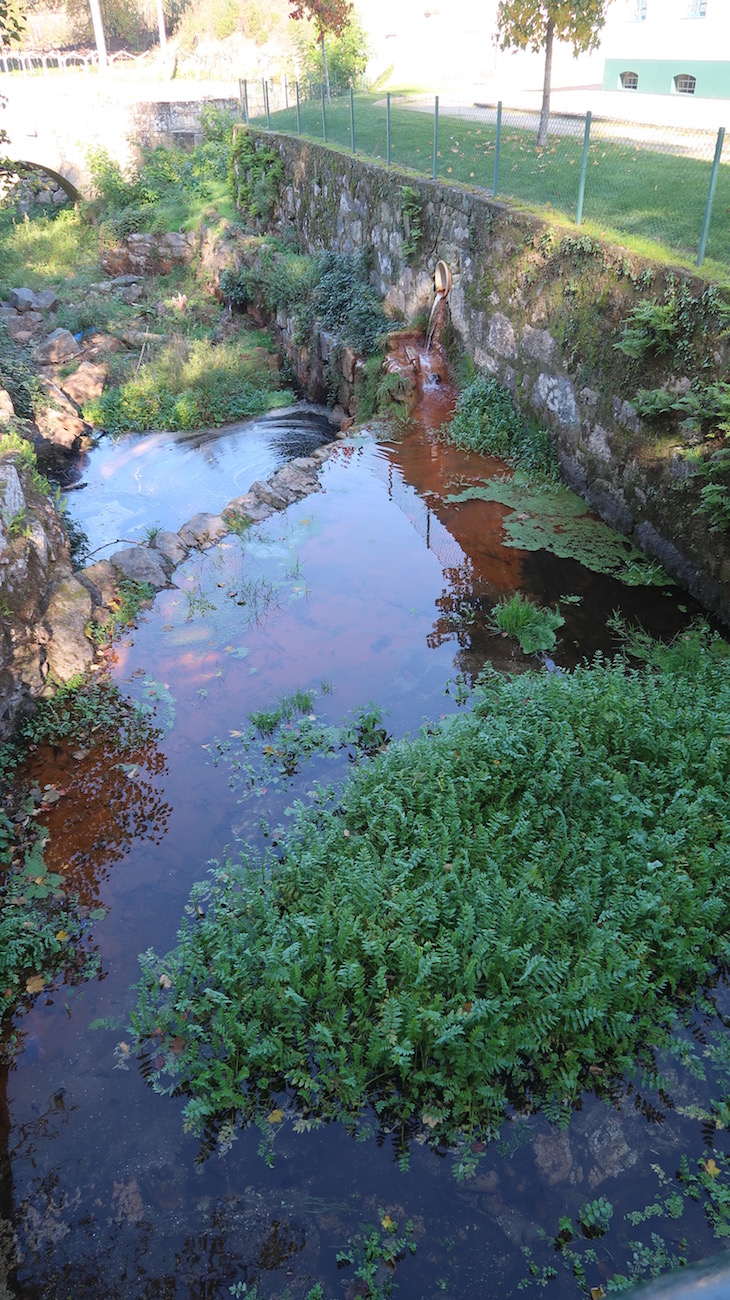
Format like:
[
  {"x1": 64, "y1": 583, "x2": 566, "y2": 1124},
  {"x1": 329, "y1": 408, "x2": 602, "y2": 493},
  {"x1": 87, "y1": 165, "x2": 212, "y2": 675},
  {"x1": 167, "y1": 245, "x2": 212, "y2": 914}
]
[{"x1": 2, "y1": 346, "x2": 727, "y2": 1299}]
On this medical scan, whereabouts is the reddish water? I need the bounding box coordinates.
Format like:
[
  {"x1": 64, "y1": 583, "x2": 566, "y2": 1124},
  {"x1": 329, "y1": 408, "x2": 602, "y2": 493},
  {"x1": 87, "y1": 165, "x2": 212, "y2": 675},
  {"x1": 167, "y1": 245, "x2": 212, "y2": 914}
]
[{"x1": 1, "y1": 348, "x2": 715, "y2": 1298}]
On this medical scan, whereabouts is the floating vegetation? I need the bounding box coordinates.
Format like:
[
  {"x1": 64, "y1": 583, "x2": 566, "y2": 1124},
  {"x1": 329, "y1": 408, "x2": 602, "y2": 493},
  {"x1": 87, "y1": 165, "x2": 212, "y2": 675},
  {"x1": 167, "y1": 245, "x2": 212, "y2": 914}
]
[{"x1": 448, "y1": 474, "x2": 674, "y2": 586}]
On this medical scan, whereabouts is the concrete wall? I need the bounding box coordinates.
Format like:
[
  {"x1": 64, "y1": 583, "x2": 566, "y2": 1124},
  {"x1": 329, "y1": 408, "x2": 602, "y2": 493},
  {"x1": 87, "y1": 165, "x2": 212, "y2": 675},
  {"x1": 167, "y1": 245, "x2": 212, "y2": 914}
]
[
  {"x1": 249, "y1": 130, "x2": 730, "y2": 624},
  {"x1": 602, "y1": 59, "x2": 730, "y2": 99}
]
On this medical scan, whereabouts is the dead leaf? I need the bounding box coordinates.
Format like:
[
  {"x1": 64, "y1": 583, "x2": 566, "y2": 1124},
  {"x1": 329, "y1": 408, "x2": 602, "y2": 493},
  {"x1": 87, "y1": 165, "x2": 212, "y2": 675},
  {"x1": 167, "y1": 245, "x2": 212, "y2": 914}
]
[
  {"x1": 26, "y1": 974, "x2": 45, "y2": 994},
  {"x1": 55, "y1": 930, "x2": 69, "y2": 942},
  {"x1": 168, "y1": 1036, "x2": 186, "y2": 1054},
  {"x1": 158, "y1": 974, "x2": 173, "y2": 989},
  {"x1": 381, "y1": 1214, "x2": 396, "y2": 1231},
  {"x1": 704, "y1": 1158, "x2": 721, "y2": 1178},
  {"x1": 267, "y1": 1108, "x2": 284, "y2": 1124}
]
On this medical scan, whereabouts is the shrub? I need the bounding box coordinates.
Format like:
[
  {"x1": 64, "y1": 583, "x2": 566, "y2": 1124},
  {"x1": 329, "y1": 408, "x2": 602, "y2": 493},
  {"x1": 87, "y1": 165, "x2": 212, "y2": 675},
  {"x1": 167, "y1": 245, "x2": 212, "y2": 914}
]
[
  {"x1": 444, "y1": 373, "x2": 557, "y2": 479},
  {"x1": 229, "y1": 130, "x2": 284, "y2": 224}
]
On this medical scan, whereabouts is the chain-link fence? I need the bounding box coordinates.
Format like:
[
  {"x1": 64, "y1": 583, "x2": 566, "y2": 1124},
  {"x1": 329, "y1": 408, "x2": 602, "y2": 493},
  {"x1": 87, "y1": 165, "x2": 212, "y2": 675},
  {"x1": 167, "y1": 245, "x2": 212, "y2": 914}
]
[{"x1": 242, "y1": 81, "x2": 730, "y2": 272}]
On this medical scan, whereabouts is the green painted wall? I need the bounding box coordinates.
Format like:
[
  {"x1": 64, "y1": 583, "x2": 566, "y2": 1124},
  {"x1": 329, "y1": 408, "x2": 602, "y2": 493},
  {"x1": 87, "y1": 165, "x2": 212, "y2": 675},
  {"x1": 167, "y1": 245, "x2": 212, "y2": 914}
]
[{"x1": 603, "y1": 59, "x2": 730, "y2": 99}]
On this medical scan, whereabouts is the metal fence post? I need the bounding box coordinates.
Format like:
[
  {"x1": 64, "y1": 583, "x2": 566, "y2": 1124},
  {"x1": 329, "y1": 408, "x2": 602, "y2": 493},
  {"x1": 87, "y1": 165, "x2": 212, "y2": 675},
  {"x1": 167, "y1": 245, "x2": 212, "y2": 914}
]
[
  {"x1": 698, "y1": 126, "x2": 726, "y2": 267},
  {"x1": 296, "y1": 80, "x2": 301, "y2": 135},
  {"x1": 433, "y1": 95, "x2": 439, "y2": 180},
  {"x1": 238, "y1": 77, "x2": 244, "y2": 119},
  {"x1": 321, "y1": 82, "x2": 327, "y2": 142},
  {"x1": 493, "y1": 101, "x2": 502, "y2": 196},
  {"x1": 284, "y1": 77, "x2": 288, "y2": 110},
  {"x1": 350, "y1": 85, "x2": 355, "y2": 154},
  {"x1": 261, "y1": 78, "x2": 265, "y2": 122},
  {"x1": 265, "y1": 79, "x2": 271, "y2": 130},
  {"x1": 386, "y1": 91, "x2": 391, "y2": 166},
  {"x1": 576, "y1": 110, "x2": 592, "y2": 226},
  {"x1": 243, "y1": 79, "x2": 249, "y2": 125}
]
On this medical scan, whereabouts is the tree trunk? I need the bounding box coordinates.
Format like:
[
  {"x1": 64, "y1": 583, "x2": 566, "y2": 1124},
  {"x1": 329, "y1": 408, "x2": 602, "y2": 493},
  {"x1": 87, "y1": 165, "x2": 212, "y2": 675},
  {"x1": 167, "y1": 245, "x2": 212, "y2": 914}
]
[
  {"x1": 537, "y1": 15, "x2": 554, "y2": 147},
  {"x1": 321, "y1": 33, "x2": 331, "y2": 103},
  {"x1": 88, "y1": 0, "x2": 107, "y2": 70},
  {"x1": 155, "y1": 0, "x2": 167, "y2": 54}
]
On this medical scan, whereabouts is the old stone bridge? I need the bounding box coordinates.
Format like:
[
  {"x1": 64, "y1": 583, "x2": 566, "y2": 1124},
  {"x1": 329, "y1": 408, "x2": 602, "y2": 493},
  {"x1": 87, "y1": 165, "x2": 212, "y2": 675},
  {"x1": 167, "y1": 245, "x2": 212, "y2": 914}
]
[{"x1": 1, "y1": 75, "x2": 239, "y2": 197}]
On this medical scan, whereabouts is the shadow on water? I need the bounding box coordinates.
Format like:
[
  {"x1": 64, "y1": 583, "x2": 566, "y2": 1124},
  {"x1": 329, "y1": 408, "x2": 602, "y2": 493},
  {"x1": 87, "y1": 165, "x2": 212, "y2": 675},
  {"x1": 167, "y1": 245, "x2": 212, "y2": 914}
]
[{"x1": 3, "y1": 348, "x2": 728, "y2": 1297}]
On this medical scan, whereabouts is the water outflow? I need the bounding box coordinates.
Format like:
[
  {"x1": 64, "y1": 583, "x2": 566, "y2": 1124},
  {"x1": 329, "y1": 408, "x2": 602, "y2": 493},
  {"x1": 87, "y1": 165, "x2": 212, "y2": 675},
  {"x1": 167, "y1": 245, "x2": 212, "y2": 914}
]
[
  {"x1": 426, "y1": 291, "x2": 444, "y2": 351},
  {"x1": 426, "y1": 259, "x2": 453, "y2": 352}
]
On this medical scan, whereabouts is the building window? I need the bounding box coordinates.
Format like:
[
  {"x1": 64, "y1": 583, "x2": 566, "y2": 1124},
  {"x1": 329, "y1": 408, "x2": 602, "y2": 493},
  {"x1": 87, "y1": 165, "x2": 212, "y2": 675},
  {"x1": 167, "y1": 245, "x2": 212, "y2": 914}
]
[
  {"x1": 620, "y1": 70, "x2": 639, "y2": 90},
  {"x1": 684, "y1": 0, "x2": 707, "y2": 15},
  {"x1": 674, "y1": 73, "x2": 697, "y2": 94},
  {"x1": 631, "y1": 0, "x2": 647, "y2": 18}
]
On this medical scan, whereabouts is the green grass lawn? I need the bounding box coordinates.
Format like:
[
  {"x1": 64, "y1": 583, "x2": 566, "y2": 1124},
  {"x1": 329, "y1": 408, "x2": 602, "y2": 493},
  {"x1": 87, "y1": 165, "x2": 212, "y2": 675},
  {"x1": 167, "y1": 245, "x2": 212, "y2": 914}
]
[{"x1": 251, "y1": 92, "x2": 730, "y2": 280}]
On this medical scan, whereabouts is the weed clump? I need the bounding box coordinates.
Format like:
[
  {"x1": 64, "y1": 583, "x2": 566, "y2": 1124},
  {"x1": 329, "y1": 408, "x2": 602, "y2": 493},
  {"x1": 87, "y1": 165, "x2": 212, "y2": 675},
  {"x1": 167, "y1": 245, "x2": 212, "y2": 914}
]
[
  {"x1": 489, "y1": 591, "x2": 565, "y2": 654},
  {"x1": 84, "y1": 335, "x2": 293, "y2": 435}
]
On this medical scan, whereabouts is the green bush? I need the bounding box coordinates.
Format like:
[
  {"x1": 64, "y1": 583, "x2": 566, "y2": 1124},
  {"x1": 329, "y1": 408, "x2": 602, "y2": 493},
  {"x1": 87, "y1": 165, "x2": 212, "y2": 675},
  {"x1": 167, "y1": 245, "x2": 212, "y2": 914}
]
[
  {"x1": 229, "y1": 130, "x2": 284, "y2": 223},
  {"x1": 131, "y1": 626, "x2": 730, "y2": 1154},
  {"x1": 314, "y1": 250, "x2": 388, "y2": 355},
  {"x1": 445, "y1": 373, "x2": 557, "y2": 479},
  {"x1": 0, "y1": 334, "x2": 43, "y2": 420}
]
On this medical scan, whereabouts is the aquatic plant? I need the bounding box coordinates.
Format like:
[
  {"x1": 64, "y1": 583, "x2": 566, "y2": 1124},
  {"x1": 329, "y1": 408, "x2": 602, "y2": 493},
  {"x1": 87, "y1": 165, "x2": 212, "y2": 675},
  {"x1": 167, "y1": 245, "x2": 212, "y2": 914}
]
[
  {"x1": 489, "y1": 591, "x2": 565, "y2": 654},
  {"x1": 448, "y1": 476, "x2": 673, "y2": 586},
  {"x1": 444, "y1": 374, "x2": 557, "y2": 480},
  {"x1": 131, "y1": 625, "x2": 730, "y2": 1169}
]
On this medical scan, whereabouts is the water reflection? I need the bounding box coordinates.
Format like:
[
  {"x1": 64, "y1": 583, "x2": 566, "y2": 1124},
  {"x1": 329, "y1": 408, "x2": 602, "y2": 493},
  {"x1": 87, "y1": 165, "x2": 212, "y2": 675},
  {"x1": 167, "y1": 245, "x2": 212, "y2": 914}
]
[
  {"x1": 55, "y1": 406, "x2": 336, "y2": 558},
  {"x1": 5, "y1": 385, "x2": 727, "y2": 1297}
]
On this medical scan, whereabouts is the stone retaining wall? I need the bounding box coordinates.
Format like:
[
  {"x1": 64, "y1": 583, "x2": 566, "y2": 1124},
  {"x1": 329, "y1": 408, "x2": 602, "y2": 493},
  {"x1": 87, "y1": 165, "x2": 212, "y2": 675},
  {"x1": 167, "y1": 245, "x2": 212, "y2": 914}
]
[{"x1": 248, "y1": 131, "x2": 730, "y2": 625}]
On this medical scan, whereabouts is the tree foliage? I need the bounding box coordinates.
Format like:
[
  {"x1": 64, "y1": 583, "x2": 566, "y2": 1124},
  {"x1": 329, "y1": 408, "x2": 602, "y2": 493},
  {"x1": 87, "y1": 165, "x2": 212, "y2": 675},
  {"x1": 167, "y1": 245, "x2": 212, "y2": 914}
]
[
  {"x1": 0, "y1": 0, "x2": 25, "y2": 45},
  {"x1": 495, "y1": 0, "x2": 610, "y2": 55},
  {"x1": 289, "y1": 0, "x2": 353, "y2": 98},
  {"x1": 495, "y1": 0, "x2": 611, "y2": 144},
  {"x1": 289, "y1": 0, "x2": 352, "y2": 41}
]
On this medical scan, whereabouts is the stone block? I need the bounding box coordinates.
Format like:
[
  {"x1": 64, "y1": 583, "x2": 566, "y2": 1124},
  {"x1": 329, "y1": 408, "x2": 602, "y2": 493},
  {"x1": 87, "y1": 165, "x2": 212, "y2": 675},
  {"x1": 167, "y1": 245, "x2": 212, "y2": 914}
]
[
  {"x1": 8, "y1": 288, "x2": 35, "y2": 313},
  {"x1": 108, "y1": 545, "x2": 169, "y2": 590},
  {"x1": 44, "y1": 575, "x2": 94, "y2": 681},
  {"x1": 532, "y1": 373, "x2": 579, "y2": 428},
  {"x1": 34, "y1": 328, "x2": 81, "y2": 365},
  {"x1": 0, "y1": 389, "x2": 15, "y2": 425},
  {"x1": 521, "y1": 325, "x2": 557, "y2": 364},
  {"x1": 487, "y1": 313, "x2": 517, "y2": 357},
  {"x1": 61, "y1": 362, "x2": 108, "y2": 407},
  {"x1": 151, "y1": 529, "x2": 188, "y2": 568},
  {"x1": 178, "y1": 512, "x2": 228, "y2": 548}
]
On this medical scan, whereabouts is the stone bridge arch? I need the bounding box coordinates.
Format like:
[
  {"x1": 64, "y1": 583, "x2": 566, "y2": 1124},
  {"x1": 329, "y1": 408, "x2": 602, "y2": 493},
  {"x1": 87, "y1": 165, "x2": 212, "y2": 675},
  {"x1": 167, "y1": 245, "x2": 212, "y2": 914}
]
[{"x1": 2, "y1": 82, "x2": 239, "y2": 201}]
